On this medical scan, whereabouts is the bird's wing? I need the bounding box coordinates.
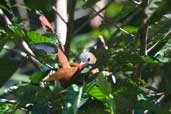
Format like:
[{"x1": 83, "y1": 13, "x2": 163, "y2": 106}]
[
  {"x1": 57, "y1": 47, "x2": 70, "y2": 68},
  {"x1": 46, "y1": 67, "x2": 78, "y2": 81}
]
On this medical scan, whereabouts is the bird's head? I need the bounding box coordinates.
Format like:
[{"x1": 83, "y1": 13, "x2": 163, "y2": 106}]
[{"x1": 79, "y1": 52, "x2": 96, "y2": 69}]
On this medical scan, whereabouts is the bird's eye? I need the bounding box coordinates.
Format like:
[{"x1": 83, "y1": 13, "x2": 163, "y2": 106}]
[{"x1": 87, "y1": 57, "x2": 90, "y2": 62}]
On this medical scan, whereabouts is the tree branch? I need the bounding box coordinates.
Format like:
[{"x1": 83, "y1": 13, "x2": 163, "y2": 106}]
[
  {"x1": 53, "y1": 6, "x2": 67, "y2": 24},
  {"x1": 146, "y1": 29, "x2": 171, "y2": 54},
  {"x1": 65, "y1": 0, "x2": 77, "y2": 56},
  {"x1": 134, "y1": 0, "x2": 149, "y2": 81}
]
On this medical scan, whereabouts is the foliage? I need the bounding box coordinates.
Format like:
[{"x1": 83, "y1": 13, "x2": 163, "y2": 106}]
[{"x1": 0, "y1": 0, "x2": 171, "y2": 114}]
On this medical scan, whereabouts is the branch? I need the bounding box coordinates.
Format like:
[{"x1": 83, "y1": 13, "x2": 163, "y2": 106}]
[
  {"x1": 65, "y1": 0, "x2": 77, "y2": 55},
  {"x1": 52, "y1": 6, "x2": 67, "y2": 24},
  {"x1": 107, "y1": 1, "x2": 144, "y2": 45},
  {"x1": 146, "y1": 29, "x2": 171, "y2": 54},
  {"x1": 144, "y1": 94, "x2": 165, "y2": 114},
  {"x1": 4, "y1": 45, "x2": 54, "y2": 69},
  {"x1": 134, "y1": 0, "x2": 149, "y2": 81},
  {"x1": 74, "y1": 0, "x2": 113, "y2": 35},
  {"x1": 90, "y1": 7, "x2": 134, "y2": 37}
]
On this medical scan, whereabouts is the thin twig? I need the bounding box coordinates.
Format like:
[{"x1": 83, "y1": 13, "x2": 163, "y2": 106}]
[
  {"x1": 107, "y1": 1, "x2": 144, "y2": 45},
  {"x1": 52, "y1": 6, "x2": 67, "y2": 24},
  {"x1": 90, "y1": 7, "x2": 134, "y2": 37},
  {"x1": 146, "y1": 29, "x2": 171, "y2": 54},
  {"x1": 144, "y1": 94, "x2": 165, "y2": 114},
  {"x1": 74, "y1": 0, "x2": 113, "y2": 35},
  {"x1": 4, "y1": 46, "x2": 54, "y2": 69}
]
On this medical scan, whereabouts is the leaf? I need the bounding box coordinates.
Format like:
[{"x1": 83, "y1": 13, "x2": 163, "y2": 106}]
[
  {"x1": 63, "y1": 84, "x2": 84, "y2": 114},
  {"x1": 86, "y1": 84, "x2": 107, "y2": 102},
  {"x1": 96, "y1": 73, "x2": 112, "y2": 95},
  {"x1": 7, "y1": 24, "x2": 25, "y2": 39},
  {"x1": 30, "y1": 71, "x2": 48, "y2": 84},
  {"x1": 141, "y1": 56, "x2": 158, "y2": 64},
  {"x1": 0, "y1": 57, "x2": 20, "y2": 87},
  {"x1": 0, "y1": 39, "x2": 7, "y2": 52},
  {"x1": 0, "y1": 103, "x2": 10, "y2": 114},
  {"x1": 148, "y1": 14, "x2": 171, "y2": 44},
  {"x1": 123, "y1": 25, "x2": 138, "y2": 33},
  {"x1": 105, "y1": 3, "x2": 123, "y2": 18},
  {"x1": 11, "y1": 85, "x2": 52, "y2": 106},
  {"x1": 31, "y1": 104, "x2": 49, "y2": 114},
  {"x1": 85, "y1": 83, "x2": 116, "y2": 114},
  {"x1": 27, "y1": 31, "x2": 56, "y2": 44},
  {"x1": 155, "y1": 39, "x2": 171, "y2": 63}
]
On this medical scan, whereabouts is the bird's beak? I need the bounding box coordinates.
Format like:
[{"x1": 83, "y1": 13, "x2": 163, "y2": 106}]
[{"x1": 79, "y1": 61, "x2": 85, "y2": 70}]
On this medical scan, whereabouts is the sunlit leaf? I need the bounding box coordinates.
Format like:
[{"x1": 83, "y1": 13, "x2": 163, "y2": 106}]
[
  {"x1": 30, "y1": 71, "x2": 49, "y2": 84},
  {"x1": 7, "y1": 24, "x2": 25, "y2": 39},
  {"x1": 27, "y1": 31, "x2": 56, "y2": 44},
  {"x1": 105, "y1": 3, "x2": 123, "y2": 18}
]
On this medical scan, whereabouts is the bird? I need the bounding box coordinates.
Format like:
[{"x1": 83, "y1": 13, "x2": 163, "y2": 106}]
[
  {"x1": 38, "y1": 14, "x2": 97, "y2": 82},
  {"x1": 45, "y1": 47, "x2": 96, "y2": 81}
]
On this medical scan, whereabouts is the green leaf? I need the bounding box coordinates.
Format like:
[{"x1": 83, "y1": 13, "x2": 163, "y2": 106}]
[
  {"x1": 105, "y1": 3, "x2": 123, "y2": 18},
  {"x1": 0, "y1": 103, "x2": 10, "y2": 114},
  {"x1": 7, "y1": 24, "x2": 25, "y2": 39},
  {"x1": 11, "y1": 85, "x2": 52, "y2": 106},
  {"x1": 81, "y1": 68, "x2": 90, "y2": 74},
  {"x1": 96, "y1": 73, "x2": 112, "y2": 95},
  {"x1": 0, "y1": 39, "x2": 7, "y2": 52},
  {"x1": 142, "y1": 56, "x2": 158, "y2": 64},
  {"x1": 63, "y1": 84, "x2": 84, "y2": 114},
  {"x1": 30, "y1": 71, "x2": 48, "y2": 84},
  {"x1": 106, "y1": 97, "x2": 116, "y2": 114},
  {"x1": 86, "y1": 82, "x2": 116, "y2": 114},
  {"x1": 148, "y1": 14, "x2": 171, "y2": 48},
  {"x1": 123, "y1": 25, "x2": 138, "y2": 33},
  {"x1": 27, "y1": 32, "x2": 56, "y2": 44},
  {"x1": 31, "y1": 104, "x2": 49, "y2": 114},
  {"x1": 0, "y1": 58, "x2": 20, "y2": 87},
  {"x1": 86, "y1": 85, "x2": 107, "y2": 102}
]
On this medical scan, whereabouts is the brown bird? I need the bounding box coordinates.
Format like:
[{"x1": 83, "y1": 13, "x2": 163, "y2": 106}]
[
  {"x1": 38, "y1": 15, "x2": 97, "y2": 81},
  {"x1": 46, "y1": 47, "x2": 96, "y2": 81}
]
